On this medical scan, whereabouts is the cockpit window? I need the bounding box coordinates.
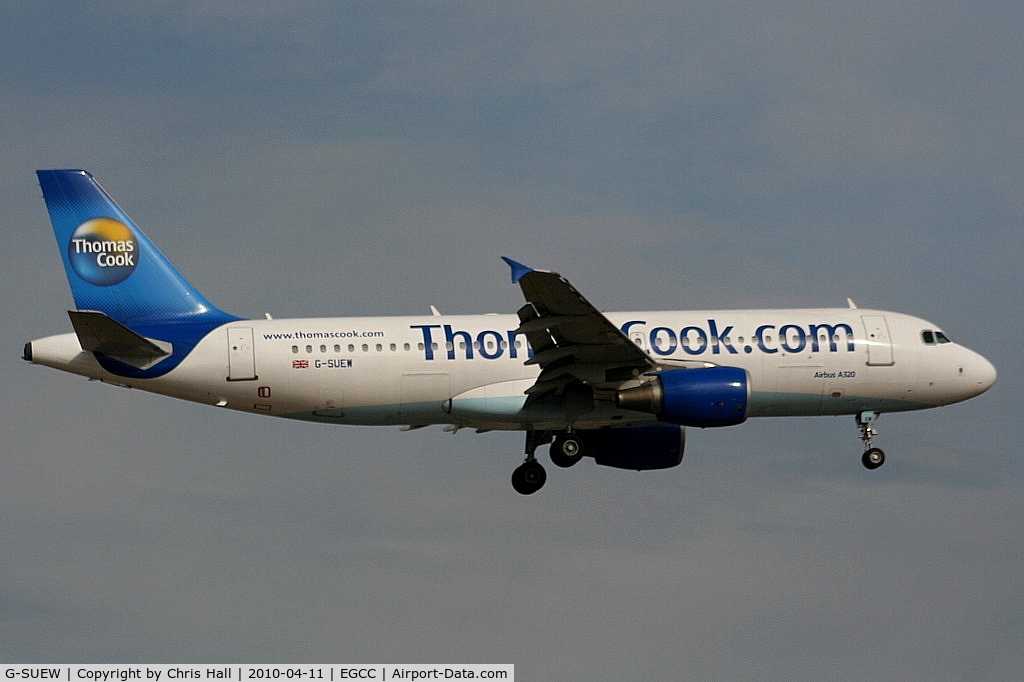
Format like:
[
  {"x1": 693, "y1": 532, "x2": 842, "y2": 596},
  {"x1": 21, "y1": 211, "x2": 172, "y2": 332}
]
[{"x1": 922, "y1": 329, "x2": 953, "y2": 346}]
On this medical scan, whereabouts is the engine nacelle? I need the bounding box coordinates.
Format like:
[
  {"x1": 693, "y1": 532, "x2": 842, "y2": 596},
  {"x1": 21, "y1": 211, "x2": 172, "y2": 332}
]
[
  {"x1": 576, "y1": 425, "x2": 685, "y2": 470},
  {"x1": 616, "y1": 366, "x2": 749, "y2": 427}
]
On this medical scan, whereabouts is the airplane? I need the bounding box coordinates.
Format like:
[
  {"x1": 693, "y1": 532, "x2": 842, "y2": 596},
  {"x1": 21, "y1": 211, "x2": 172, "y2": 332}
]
[{"x1": 24, "y1": 169, "x2": 997, "y2": 494}]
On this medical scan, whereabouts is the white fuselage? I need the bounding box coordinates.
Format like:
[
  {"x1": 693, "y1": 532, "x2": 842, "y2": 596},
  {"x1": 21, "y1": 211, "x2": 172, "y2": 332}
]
[{"x1": 27, "y1": 307, "x2": 997, "y2": 431}]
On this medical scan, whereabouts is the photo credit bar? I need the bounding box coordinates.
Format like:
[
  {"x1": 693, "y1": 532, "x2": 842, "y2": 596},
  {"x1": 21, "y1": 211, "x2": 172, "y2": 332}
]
[{"x1": 1, "y1": 667, "x2": 513, "y2": 682}]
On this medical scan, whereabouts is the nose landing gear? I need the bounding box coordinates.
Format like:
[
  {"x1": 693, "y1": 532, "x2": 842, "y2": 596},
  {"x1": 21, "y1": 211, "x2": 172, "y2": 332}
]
[{"x1": 857, "y1": 411, "x2": 885, "y2": 470}]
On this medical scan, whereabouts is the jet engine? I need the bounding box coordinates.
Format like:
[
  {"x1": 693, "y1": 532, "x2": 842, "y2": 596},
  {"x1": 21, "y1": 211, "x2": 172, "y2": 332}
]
[
  {"x1": 574, "y1": 424, "x2": 685, "y2": 470},
  {"x1": 616, "y1": 366, "x2": 749, "y2": 427}
]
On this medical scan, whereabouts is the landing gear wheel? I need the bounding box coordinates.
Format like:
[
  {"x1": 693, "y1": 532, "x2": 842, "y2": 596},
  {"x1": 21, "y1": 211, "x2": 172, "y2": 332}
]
[
  {"x1": 856, "y1": 411, "x2": 886, "y2": 470},
  {"x1": 862, "y1": 447, "x2": 885, "y2": 470},
  {"x1": 550, "y1": 433, "x2": 583, "y2": 468},
  {"x1": 511, "y1": 460, "x2": 547, "y2": 495}
]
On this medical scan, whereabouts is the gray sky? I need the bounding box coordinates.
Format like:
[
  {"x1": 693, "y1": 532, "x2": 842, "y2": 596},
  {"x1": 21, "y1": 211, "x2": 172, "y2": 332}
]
[{"x1": 2, "y1": 2, "x2": 1021, "y2": 678}]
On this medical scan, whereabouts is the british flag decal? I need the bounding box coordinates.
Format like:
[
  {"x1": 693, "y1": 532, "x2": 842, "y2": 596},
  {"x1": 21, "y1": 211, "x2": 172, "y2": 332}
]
[{"x1": 292, "y1": 360, "x2": 309, "y2": 369}]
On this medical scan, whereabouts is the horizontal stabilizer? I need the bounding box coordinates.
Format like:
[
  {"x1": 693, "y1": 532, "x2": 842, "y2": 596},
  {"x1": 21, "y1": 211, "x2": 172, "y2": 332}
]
[{"x1": 68, "y1": 310, "x2": 172, "y2": 370}]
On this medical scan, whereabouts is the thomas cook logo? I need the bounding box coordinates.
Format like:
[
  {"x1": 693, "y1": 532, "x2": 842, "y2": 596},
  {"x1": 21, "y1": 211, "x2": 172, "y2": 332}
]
[{"x1": 68, "y1": 218, "x2": 139, "y2": 286}]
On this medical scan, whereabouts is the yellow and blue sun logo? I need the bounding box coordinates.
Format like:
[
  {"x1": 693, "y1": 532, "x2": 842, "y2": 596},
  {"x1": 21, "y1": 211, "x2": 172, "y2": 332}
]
[{"x1": 67, "y1": 218, "x2": 139, "y2": 286}]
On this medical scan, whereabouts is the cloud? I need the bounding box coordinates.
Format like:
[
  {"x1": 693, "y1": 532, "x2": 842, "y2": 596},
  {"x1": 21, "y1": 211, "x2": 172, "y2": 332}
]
[{"x1": 1, "y1": 1, "x2": 1021, "y2": 677}]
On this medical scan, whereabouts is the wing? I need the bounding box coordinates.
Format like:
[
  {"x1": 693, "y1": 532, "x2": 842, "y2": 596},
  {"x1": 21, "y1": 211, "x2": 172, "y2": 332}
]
[{"x1": 502, "y1": 258, "x2": 655, "y2": 407}]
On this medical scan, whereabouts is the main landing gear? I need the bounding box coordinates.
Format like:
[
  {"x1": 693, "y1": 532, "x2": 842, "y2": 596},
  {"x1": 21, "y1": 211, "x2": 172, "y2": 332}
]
[
  {"x1": 511, "y1": 458, "x2": 546, "y2": 495},
  {"x1": 857, "y1": 411, "x2": 885, "y2": 470},
  {"x1": 511, "y1": 430, "x2": 585, "y2": 494},
  {"x1": 549, "y1": 432, "x2": 584, "y2": 468}
]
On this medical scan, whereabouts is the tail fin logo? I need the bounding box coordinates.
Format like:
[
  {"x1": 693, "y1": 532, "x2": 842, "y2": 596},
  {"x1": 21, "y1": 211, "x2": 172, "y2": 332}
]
[{"x1": 67, "y1": 218, "x2": 139, "y2": 286}]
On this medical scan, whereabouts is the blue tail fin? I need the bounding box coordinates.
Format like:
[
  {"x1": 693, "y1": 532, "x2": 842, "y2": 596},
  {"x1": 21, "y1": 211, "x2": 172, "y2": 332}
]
[
  {"x1": 37, "y1": 170, "x2": 240, "y2": 378},
  {"x1": 37, "y1": 169, "x2": 238, "y2": 329}
]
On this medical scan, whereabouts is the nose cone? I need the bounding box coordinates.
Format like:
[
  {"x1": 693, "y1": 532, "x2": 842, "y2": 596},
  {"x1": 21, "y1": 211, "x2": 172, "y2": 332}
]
[
  {"x1": 956, "y1": 348, "x2": 997, "y2": 402},
  {"x1": 936, "y1": 347, "x2": 997, "y2": 406},
  {"x1": 975, "y1": 353, "x2": 997, "y2": 394}
]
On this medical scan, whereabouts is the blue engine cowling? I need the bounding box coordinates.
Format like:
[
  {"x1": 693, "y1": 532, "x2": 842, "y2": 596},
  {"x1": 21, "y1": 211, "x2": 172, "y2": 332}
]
[
  {"x1": 574, "y1": 425, "x2": 685, "y2": 470},
  {"x1": 615, "y1": 366, "x2": 749, "y2": 427}
]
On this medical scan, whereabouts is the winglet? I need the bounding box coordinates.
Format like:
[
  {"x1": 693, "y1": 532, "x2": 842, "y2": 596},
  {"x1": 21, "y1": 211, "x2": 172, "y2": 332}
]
[{"x1": 501, "y1": 257, "x2": 534, "y2": 284}]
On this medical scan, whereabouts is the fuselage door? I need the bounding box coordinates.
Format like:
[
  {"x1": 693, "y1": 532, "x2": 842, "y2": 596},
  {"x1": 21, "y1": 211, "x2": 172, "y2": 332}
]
[
  {"x1": 227, "y1": 327, "x2": 258, "y2": 381},
  {"x1": 861, "y1": 315, "x2": 894, "y2": 366}
]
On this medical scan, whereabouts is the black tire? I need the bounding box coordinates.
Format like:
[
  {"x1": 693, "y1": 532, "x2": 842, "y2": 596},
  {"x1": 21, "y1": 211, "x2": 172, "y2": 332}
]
[
  {"x1": 511, "y1": 460, "x2": 547, "y2": 494},
  {"x1": 862, "y1": 448, "x2": 885, "y2": 470},
  {"x1": 550, "y1": 434, "x2": 584, "y2": 468}
]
